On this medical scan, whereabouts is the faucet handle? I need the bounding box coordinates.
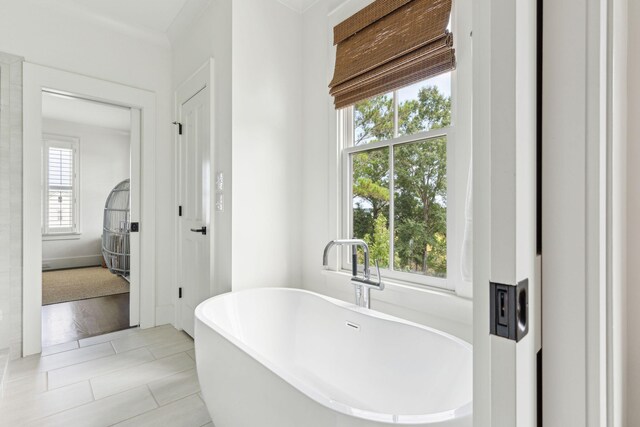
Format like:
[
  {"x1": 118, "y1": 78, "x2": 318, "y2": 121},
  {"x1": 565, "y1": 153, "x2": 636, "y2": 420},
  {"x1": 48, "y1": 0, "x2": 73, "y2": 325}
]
[{"x1": 374, "y1": 260, "x2": 384, "y2": 289}]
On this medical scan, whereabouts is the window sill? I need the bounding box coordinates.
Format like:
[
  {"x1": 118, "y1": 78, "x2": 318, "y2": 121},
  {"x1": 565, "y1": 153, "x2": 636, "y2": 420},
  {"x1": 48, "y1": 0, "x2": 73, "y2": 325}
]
[{"x1": 42, "y1": 233, "x2": 82, "y2": 241}]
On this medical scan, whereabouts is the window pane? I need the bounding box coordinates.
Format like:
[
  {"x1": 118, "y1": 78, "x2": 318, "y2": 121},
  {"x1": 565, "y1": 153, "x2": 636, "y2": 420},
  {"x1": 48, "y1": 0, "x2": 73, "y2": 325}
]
[
  {"x1": 393, "y1": 137, "x2": 447, "y2": 278},
  {"x1": 48, "y1": 189, "x2": 74, "y2": 229},
  {"x1": 47, "y1": 145, "x2": 75, "y2": 232},
  {"x1": 351, "y1": 147, "x2": 390, "y2": 268},
  {"x1": 397, "y1": 73, "x2": 451, "y2": 137},
  {"x1": 354, "y1": 92, "x2": 394, "y2": 146},
  {"x1": 48, "y1": 147, "x2": 74, "y2": 187}
]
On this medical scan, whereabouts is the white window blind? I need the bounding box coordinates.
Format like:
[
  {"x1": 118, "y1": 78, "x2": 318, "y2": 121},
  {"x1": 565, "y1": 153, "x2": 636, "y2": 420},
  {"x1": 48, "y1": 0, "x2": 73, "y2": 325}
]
[{"x1": 43, "y1": 137, "x2": 79, "y2": 235}]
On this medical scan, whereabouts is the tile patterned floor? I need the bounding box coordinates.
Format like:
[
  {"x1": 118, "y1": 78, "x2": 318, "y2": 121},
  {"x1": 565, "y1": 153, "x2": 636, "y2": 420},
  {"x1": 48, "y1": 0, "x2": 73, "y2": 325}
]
[{"x1": 0, "y1": 325, "x2": 214, "y2": 427}]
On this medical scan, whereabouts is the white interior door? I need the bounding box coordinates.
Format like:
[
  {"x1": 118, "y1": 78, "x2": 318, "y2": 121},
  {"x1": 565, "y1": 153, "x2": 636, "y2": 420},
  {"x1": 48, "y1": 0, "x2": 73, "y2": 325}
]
[
  {"x1": 129, "y1": 108, "x2": 141, "y2": 326},
  {"x1": 473, "y1": 1, "x2": 540, "y2": 426},
  {"x1": 178, "y1": 86, "x2": 211, "y2": 337}
]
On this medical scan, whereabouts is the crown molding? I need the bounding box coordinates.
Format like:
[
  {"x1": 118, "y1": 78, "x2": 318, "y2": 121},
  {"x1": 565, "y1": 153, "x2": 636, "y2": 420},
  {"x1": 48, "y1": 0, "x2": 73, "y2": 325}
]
[{"x1": 277, "y1": 0, "x2": 322, "y2": 14}]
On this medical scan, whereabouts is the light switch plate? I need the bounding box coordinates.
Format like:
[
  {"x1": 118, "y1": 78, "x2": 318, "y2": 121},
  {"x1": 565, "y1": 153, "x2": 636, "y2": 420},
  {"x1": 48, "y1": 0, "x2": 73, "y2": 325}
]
[
  {"x1": 215, "y1": 193, "x2": 224, "y2": 212},
  {"x1": 215, "y1": 172, "x2": 224, "y2": 191}
]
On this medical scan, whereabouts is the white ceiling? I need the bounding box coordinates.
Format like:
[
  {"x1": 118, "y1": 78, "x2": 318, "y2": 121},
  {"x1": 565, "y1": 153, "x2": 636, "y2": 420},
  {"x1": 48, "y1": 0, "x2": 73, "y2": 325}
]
[
  {"x1": 42, "y1": 92, "x2": 131, "y2": 132},
  {"x1": 43, "y1": 0, "x2": 324, "y2": 47},
  {"x1": 54, "y1": 0, "x2": 189, "y2": 33}
]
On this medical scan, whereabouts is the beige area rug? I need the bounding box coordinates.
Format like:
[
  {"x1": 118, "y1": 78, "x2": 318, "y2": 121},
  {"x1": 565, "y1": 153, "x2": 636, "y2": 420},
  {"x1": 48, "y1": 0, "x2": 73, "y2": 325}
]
[{"x1": 42, "y1": 267, "x2": 129, "y2": 305}]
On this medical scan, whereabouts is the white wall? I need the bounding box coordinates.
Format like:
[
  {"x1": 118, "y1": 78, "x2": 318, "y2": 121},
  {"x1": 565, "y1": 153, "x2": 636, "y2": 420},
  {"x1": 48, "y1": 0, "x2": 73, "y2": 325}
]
[
  {"x1": 299, "y1": 0, "x2": 472, "y2": 342},
  {"x1": 627, "y1": 0, "x2": 640, "y2": 424},
  {"x1": 41, "y1": 119, "x2": 130, "y2": 270},
  {"x1": 175, "y1": 0, "x2": 467, "y2": 335},
  {"x1": 542, "y1": 0, "x2": 615, "y2": 423},
  {"x1": 170, "y1": 0, "x2": 303, "y2": 295},
  {"x1": 0, "y1": 0, "x2": 173, "y2": 354},
  {"x1": 231, "y1": 0, "x2": 303, "y2": 290},
  {"x1": 610, "y1": 0, "x2": 628, "y2": 425},
  {"x1": 170, "y1": 0, "x2": 233, "y2": 299},
  {"x1": 0, "y1": 53, "x2": 22, "y2": 359}
]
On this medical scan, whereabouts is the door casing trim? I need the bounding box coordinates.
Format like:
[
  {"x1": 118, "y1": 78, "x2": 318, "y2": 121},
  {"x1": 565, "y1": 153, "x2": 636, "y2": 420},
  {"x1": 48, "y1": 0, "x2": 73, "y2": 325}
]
[
  {"x1": 173, "y1": 58, "x2": 215, "y2": 331},
  {"x1": 23, "y1": 63, "x2": 157, "y2": 356}
]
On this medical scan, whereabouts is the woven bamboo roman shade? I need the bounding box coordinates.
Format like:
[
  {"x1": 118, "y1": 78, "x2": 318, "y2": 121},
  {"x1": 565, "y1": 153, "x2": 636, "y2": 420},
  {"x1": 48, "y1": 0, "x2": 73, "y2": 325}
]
[{"x1": 329, "y1": 0, "x2": 456, "y2": 109}]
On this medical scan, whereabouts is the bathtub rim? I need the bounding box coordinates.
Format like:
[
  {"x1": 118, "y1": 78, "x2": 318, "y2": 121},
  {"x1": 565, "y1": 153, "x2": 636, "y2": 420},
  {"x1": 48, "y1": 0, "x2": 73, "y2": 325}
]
[{"x1": 195, "y1": 287, "x2": 472, "y2": 425}]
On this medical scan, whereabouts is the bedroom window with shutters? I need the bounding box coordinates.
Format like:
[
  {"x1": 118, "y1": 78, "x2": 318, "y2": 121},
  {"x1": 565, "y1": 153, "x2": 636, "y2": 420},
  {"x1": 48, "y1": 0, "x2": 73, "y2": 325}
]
[{"x1": 43, "y1": 136, "x2": 80, "y2": 235}]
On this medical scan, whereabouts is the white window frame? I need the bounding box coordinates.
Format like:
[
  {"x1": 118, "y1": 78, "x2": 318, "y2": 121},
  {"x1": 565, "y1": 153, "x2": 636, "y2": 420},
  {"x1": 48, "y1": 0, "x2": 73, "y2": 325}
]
[
  {"x1": 339, "y1": 88, "x2": 456, "y2": 290},
  {"x1": 42, "y1": 134, "x2": 80, "y2": 237}
]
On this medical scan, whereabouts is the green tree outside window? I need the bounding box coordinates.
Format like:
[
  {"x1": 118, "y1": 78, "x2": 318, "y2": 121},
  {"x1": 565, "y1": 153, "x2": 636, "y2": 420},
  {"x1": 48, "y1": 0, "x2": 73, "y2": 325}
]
[{"x1": 351, "y1": 83, "x2": 450, "y2": 278}]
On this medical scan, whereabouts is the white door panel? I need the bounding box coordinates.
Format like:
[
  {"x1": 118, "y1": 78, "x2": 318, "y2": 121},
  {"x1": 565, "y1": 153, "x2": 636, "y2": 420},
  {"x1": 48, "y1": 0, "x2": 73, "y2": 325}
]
[
  {"x1": 473, "y1": 0, "x2": 540, "y2": 426},
  {"x1": 129, "y1": 108, "x2": 141, "y2": 327},
  {"x1": 178, "y1": 86, "x2": 211, "y2": 337}
]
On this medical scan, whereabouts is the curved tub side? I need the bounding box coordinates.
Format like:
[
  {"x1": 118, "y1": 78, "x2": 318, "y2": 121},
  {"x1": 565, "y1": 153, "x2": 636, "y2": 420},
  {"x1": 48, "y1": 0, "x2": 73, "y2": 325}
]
[
  {"x1": 196, "y1": 316, "x2": 336, "y2": 427},
  {"x1": 195, "y1": 314, "x2": 471, "y2": 427}
]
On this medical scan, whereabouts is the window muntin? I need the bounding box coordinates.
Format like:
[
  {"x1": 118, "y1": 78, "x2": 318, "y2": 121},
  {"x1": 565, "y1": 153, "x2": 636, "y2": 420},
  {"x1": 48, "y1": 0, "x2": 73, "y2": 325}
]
[
  {"x1": 43, "y1": 137, "x2": 79, "y2": 235},
  {"x1": 343, "y1": 73, "x2": 452, "y2": 288}
]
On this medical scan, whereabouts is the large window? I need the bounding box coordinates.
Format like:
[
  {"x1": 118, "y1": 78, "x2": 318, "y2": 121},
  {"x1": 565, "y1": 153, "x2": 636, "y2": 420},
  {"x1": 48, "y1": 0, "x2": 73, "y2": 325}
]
[
  {"x1": 341, "y1": 73, "x2": 452, "y2": 288},
  {"x1": 43, "y1": 136, "x2": 80, "y2": 235}
]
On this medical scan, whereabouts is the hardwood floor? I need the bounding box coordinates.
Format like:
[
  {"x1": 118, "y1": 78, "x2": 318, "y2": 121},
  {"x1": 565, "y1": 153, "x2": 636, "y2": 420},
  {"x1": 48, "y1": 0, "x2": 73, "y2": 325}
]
[{"x1": 42, "y1": 294, "x2": 132, "y2": 348}]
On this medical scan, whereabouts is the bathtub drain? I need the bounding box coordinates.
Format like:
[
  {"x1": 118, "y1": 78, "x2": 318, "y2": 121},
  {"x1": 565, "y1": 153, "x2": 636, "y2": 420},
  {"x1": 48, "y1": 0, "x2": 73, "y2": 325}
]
[{"x1": 345, "y1": 321, "x2": 360, "y2": 331}]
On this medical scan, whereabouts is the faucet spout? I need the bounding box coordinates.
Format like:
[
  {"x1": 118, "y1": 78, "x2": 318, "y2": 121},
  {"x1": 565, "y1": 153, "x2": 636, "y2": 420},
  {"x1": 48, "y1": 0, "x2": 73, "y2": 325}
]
[{"x1": 322, "y1": 239, "x2": 370, "y2": 279}]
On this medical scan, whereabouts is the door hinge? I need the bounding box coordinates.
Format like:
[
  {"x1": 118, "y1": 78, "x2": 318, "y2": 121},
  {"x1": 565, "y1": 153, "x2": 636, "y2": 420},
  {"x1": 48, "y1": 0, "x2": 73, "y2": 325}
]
[
  {"x1": 178, "y1": 287, "x2": 183, "y2": 299},
  {"x1": 178, "y1": 205, "x2": 182, "y2": 217},
  {"x1": 172, "y1": 121, "x2": 183, "y2": 135}
]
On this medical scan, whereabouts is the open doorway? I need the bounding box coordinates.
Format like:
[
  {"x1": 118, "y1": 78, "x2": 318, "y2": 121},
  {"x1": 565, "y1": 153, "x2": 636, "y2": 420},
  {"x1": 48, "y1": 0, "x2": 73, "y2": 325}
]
[
  {"x1": 23, "y1": 63, "x2": 154, "y2": 357},
  {"x1": 39, "y1": 92, "x2": 136, "y2": 347}
]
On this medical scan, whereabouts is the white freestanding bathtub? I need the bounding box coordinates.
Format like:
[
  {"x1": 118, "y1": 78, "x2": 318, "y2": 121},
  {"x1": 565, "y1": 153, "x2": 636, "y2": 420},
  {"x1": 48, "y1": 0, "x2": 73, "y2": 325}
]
[{"x1": 195, "y1": 288, "x2": 472, "y2": 427}]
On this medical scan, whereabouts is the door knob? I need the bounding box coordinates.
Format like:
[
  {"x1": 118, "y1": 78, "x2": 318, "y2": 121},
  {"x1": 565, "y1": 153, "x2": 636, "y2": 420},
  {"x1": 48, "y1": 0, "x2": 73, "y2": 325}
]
[{"x1": 190, "y1": 226, "x2": 207, "y2": 235}]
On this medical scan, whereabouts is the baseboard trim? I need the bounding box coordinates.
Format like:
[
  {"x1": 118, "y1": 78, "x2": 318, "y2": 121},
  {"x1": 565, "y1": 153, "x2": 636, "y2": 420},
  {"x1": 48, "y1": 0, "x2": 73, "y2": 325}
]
[{"x1": 42, "y1": 255, "x2": 103, "y2": 271}]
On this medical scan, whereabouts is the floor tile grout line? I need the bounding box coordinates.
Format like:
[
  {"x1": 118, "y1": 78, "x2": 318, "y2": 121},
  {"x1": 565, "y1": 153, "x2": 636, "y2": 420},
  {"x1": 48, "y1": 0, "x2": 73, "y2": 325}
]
[
  {"x1": 47, "y1": 348, "x2": 156, "y2": 391},
  {"x1": 89, "y1": 378, "x2": 96, "y2": 401},
  {"x1": 40, "y1": 344, "x2": 118, "y2": 374},
  {"x1": 149, "y1": 369, "x2": 201, "y2": 407},
  {"x1": 105, "y1": 390, "x2": 203, "y2": 427},
  {"x1": 78, "y1": 328, "x2": 143, "y2": 349},
  {"x1": 31, "y1": 382, "x2": 162, "y2": 426},
  {"x1": 13, "y1": 380, "x2": 95, "y2": 426},
  {"x1": 5, "y1": 326, "x2": 201, "y2": 425},
  {"x1": 40, "y1": 340, "x2": 80, "y2": 357},
  {"x1": 6, "y1": 345, "x2": 118, "y2": 383},
  {"x1": 102, "y1": 386, "x2": 161, "y2": 426},
  {"x1": 160, "y1": 389, "x2": 203, "y2": 407},
  {"x1": 94, "y1": 364, "x2": 197, "y2": 401},
  {"x1": 110, "y1": 333, "x2": 191, "y2": 356},
  {"x1": 35, "y1": 339, "x2": 104, "y2": 364},
  {"x1": 147, "y1": 383, "x2": 160, "y2": 407},
  {"x1": 88, "y1": 352, "x2": 195, "y2": 400},
  {"x1": 28, "y1": 384, "x2": 153, "y2": 427}
]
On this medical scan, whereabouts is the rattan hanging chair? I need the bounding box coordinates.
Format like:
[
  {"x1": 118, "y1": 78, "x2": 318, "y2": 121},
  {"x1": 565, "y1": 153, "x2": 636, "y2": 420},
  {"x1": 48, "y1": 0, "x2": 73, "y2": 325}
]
[{"x1": 102, "y1": 179, "x2": 130, "y2": 277}]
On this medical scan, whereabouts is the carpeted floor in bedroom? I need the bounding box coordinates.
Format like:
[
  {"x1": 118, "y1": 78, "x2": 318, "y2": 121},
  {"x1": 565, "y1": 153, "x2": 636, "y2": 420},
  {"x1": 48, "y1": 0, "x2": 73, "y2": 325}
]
[{"x1": 42, "y1": 266, "x2": 129, "y2": 305}]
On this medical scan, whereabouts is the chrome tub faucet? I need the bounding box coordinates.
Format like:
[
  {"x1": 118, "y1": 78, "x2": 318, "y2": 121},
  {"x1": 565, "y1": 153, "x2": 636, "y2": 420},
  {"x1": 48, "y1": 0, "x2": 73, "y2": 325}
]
[{"x1": 322, "y1": 239, "x2": 385, "y2": 309}]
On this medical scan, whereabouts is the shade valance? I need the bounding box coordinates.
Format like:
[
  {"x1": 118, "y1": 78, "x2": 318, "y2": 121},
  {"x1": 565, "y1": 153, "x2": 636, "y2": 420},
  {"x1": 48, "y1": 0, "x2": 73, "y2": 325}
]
[{"x1": 329, "y1": 0, "x2": 456, "y2": 109}]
